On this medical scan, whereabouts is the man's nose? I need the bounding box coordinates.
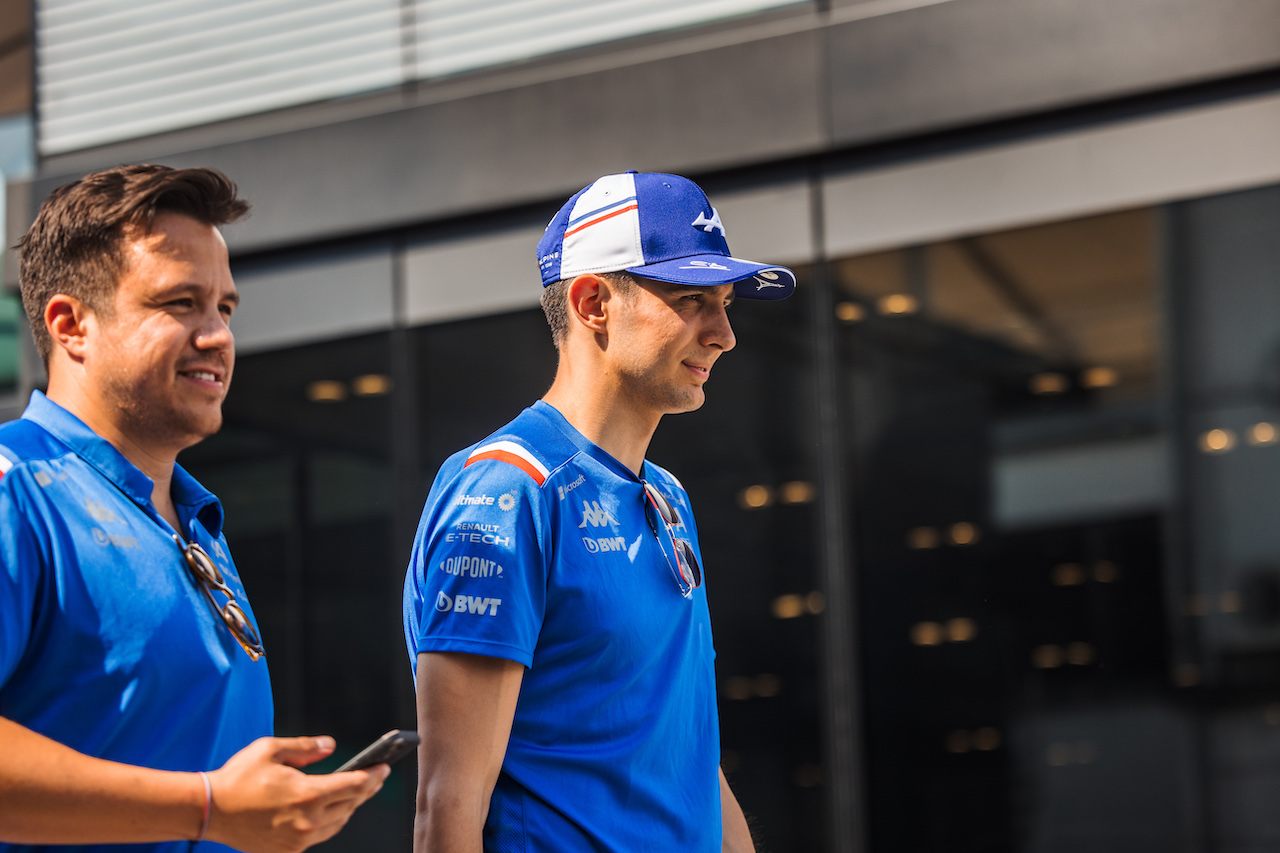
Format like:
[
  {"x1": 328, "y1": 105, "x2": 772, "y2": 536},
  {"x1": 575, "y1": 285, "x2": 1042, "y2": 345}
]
[
  {"x1": 194, "y1": 310, "x2": 234, "y2": 352},
  {"x1": 702, "y1": 304, "x2": 736, "y2": 352}
]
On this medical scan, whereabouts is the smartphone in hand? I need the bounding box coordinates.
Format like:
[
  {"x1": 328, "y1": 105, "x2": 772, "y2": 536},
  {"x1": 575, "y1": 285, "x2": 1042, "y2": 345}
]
[{"x1": 334, "y1": 729, "x2": 420, "y2": 772}]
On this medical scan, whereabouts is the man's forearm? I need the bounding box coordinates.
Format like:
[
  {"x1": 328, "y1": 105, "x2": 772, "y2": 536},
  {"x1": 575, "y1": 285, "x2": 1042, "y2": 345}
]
[
  {"x1": 0, "y1": 716, "x2": 203, "y2": 845},
  {"x1": 720, "y1": 769, "x2": 756, "y2": 853},
  {"x1": 1, "y1": 716, "x2": 388, "y2": 852},
  {"x1": 414, "y1": 786, "x2": 490, "y2": 853},
  {"x1": 413, "y1": 652, "x2": 525, "y2": 853}
]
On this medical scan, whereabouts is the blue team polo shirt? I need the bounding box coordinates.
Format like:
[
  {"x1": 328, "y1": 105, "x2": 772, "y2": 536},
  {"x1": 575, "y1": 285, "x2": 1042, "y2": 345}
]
[
  {"x1": 0, "y1": 391, "x2": 273, "y2": 853},
  {"x1": 404, "y1": 400, "x2": 722, "y2": 852}
]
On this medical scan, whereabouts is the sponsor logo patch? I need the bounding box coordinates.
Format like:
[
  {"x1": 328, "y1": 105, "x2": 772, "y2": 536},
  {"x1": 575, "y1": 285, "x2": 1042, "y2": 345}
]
[
  {"x1": 85, "y1": 499, "x2": 121, "y2": 525},
  {"x1": 91, "y1": 528, "x2": 139, "y2": 550},
  {"x1": 32, "y1": 467, "x2": 70, "y2": 487},
  {"x1": 558, "y1": 474, "x2": 586, "y2": 501},
  {"x1": 445, "y1": 532, "x2": 512, "y2": 547},
  {"x1": 439, "y1": 556, "x2": 505, "y2": 578},
  {"x1": 578, "y1": 500, "x2": 619, "y2": 529},
  {"x1": 436, "y1": 591, "x2": 502, "y2": 616},
  {"x1": 583, "y1": 536, "x2": 628, "y2": 553},
  {"x1": 457, "y1": 494, "x2": 495, "y2": 506}
]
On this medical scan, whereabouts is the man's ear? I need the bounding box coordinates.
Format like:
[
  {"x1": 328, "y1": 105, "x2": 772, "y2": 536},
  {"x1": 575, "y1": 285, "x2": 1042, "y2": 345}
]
[
  {"x1": 565, "y1": 274, "x2": 610, "y2": 337},
  {"x1": 45, "y1": 294, "x2": 94, "y2": 364}
]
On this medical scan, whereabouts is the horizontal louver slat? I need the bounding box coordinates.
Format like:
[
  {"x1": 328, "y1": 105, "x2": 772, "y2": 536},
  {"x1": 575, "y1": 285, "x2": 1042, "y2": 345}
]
[{"x1": 36, "y1": 0, "x2": 802, "y2": 155}]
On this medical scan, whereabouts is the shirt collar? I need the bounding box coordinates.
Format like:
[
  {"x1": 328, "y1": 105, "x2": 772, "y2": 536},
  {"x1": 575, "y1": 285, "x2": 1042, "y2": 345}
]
[
  {"x1": 531, "y1": 399, "x2": 655, "y2": 484},
  {"x1": 21, "y1": 390, "x2": 224, "y2": 538}
]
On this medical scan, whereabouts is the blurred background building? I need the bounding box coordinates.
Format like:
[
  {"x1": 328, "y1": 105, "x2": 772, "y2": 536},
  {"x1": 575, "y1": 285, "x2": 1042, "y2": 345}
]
[{"x1": 4, "y1": 0, "x2": 1280, "y2": 850}]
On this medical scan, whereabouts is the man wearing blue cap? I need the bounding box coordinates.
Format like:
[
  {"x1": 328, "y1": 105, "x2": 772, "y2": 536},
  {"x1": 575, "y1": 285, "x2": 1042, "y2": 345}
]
[{"x1": 403, "y1": 171, "x2": 795, "y2": 852}]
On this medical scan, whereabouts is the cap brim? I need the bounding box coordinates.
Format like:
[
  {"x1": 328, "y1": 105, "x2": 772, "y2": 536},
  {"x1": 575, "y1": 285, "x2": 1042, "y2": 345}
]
[{"x1": 626, "y1": 254, "x2": 795, "y2": 300}]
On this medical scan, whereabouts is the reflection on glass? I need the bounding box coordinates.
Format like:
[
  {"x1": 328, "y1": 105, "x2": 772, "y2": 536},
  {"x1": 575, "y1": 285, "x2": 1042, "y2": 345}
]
[{"x1": 837, "y1": 206, "x2": 1165, "y2": 851}]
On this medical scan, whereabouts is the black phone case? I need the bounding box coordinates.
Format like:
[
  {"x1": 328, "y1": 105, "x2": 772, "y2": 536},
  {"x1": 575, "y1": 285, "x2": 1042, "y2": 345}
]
[{"x1": 335, "y1": 729, "x2": 420, "y2": 772}]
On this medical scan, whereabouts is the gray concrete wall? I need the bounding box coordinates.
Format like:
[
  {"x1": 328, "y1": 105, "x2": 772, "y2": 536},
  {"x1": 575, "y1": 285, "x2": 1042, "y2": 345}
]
[{"x1": 826, "y1": 0, "x2": 1280, "y2": 145}]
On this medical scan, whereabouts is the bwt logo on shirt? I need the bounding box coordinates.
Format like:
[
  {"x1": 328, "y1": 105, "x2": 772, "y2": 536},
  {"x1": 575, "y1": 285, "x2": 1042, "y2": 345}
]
[
  {"x1": 577, "y1": 500, "x2": 618, "y2": 528},
  {"x1": 436, "y1": 591, "x2": 502, "y2": 616},
  {"x1": 583, "y1": 536, "x2": 628, "y2": 553}
]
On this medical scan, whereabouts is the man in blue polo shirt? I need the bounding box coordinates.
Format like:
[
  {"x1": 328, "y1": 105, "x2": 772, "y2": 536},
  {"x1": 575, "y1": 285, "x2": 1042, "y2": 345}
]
[
  {"x1": 403, "y1": 171, "x2": 795, "y2": 852},
  {"x1": 0, "y1": 165, "x2": 387, "y2": 852}
]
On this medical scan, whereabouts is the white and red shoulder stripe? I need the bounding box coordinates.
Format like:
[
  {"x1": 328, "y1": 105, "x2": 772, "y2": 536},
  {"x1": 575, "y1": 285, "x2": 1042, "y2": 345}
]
[
  {"x1": 465, "y1": 441, "x2": 550, "y2": 486},
  {"x1": 0, "y1": 454, "x2": 12, "y2": 482}
]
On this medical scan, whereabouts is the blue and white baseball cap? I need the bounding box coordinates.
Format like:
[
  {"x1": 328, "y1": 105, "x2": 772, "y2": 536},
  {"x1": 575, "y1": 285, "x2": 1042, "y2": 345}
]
[{"x1": 537, "y1": 171, "x2": 795, "y2": 300}]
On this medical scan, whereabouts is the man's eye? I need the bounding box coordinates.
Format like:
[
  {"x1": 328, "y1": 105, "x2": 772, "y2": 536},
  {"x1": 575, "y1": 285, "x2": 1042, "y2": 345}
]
[{"x1": 170, "y1": 298, "x2": 195, "y2": 308}]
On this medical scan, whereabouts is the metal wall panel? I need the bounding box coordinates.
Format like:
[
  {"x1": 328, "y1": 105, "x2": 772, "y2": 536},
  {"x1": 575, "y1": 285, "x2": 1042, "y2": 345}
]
[
  {"x1": 404, "y1": 225, "x2": 544, "y2": 327},
  {"x1": 78, "y1": 25, "x2": 823, "y2": 255},
  {"x1": 231, "y1": 245, "x2": 395, "y2": 354},
  {"x1": 823, "y1": 91, "x2": 1280, "y2": 258},
  {"x1": 413, "y1": 0, "x2": 802, "y2": 79},
  {"x1": 36, "y1": 0, "x2": 803, "y2": 155},
  {"x1": 37, "y1": 0, "x2": 405, "y2": 155},
  {"x1": 825, "y1": 0, "x2": 1280, "y2": 147}
]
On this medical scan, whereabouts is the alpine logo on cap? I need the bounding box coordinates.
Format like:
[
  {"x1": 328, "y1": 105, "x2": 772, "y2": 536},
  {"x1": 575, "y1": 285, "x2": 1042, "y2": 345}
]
[{"x1": 691, "y1": 209, "x2": 725, "y2": 236}]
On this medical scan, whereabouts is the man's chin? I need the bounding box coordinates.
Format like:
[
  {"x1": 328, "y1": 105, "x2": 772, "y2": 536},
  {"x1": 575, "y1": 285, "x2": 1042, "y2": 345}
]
[
  {"x1": 667, "y1": 388, "x2": 707, "y2": 414},
  {"x1": 169, "y1": 409, "x2": 224, "y2": 450}
]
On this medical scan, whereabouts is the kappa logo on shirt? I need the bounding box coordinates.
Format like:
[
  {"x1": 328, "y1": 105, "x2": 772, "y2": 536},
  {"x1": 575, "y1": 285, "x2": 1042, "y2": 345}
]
[
  {"x1": 435, "y1": 591, "x2": 502, "y2": 616},
  {"x1": 577, "y1": 500, "x2": 618, "y2": 529},
  {"x1": 85, "y1": 499, "x2": 122, "y2": 525}
]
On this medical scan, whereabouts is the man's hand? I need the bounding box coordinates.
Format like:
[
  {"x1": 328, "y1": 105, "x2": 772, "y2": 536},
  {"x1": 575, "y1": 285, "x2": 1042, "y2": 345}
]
[
  {"x1": 206, "y1": 736, "x2": 390, "y2": 853},
  {"x1": 0, "y1": 718, "x2": 386, "y2": 851}
]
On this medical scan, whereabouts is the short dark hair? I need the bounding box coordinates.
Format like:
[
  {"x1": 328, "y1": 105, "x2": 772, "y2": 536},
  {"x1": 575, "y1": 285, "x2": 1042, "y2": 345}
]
[
  {"x1": 17, "y1": 164, "x2": 250, "y2": 365},
  {"x1": 540, "y1": 272, "x2": 637, "y2": 351}
]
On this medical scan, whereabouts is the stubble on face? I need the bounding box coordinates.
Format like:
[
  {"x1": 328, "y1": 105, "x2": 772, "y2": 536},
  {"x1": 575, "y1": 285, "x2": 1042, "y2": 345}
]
[
  {"x1": 97, "y1": 335, "x2": 227, "y2": 450},
  {"x1": 93, "y1": 216, "x2": 235, "y2": 454}
]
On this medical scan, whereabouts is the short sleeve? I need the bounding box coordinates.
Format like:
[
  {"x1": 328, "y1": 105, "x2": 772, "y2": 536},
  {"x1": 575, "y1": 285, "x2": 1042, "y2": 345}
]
[
  {"x1": 404, "y1": 455, "x2": 548, "y2": 671},
  {"x1": 0, "y1": 479, "x2": 44, "y2": 688}
]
